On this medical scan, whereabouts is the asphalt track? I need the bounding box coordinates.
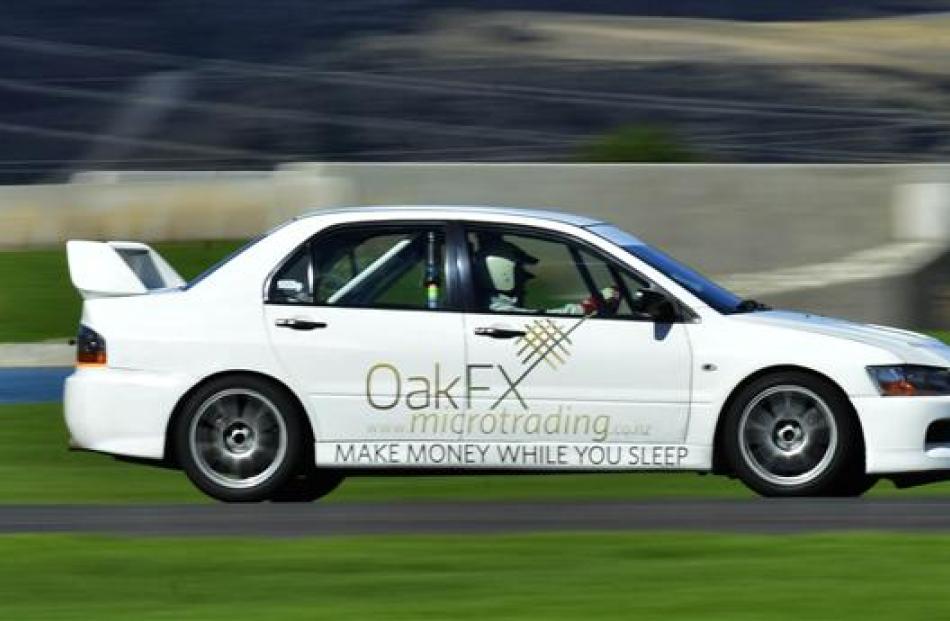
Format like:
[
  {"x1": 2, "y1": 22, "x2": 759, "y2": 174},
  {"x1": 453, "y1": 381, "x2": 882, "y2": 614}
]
[{"x1": 2, "y1": 498, "x2": 950, "y2": 536}]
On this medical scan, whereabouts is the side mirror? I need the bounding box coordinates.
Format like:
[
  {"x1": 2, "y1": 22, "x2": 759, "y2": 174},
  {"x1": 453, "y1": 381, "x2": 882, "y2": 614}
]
[{"x1": 638, "y1": 290, "x2": 679, "y2": 323}]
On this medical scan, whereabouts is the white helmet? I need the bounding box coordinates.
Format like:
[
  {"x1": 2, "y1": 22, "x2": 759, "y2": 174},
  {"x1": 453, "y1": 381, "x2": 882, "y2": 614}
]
[
  {"x1": 484, "y1": 255, "x2": 518, "y2": 292},
  {"x1": 476, "y1": 236, "x2": 538, "y2": 295}
]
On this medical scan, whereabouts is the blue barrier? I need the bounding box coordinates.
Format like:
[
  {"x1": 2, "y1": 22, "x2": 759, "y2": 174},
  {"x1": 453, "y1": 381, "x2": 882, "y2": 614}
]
[{"x1": 0, "y1": 367, "x2": 73, "y2": 404}]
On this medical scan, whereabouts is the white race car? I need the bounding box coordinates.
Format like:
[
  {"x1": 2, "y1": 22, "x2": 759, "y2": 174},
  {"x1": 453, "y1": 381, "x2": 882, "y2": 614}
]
[{"x1": 65, "y1": 206, "x2": 950, "y2": 501}]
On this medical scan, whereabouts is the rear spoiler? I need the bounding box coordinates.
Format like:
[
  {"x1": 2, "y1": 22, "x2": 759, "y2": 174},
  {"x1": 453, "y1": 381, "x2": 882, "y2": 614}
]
[{"x1": 66, "y1": 240, "x2": 185, "y2": 300}]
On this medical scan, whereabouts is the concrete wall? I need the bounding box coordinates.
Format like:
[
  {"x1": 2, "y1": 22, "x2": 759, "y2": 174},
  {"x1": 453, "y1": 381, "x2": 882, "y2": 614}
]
[
  {"x1": 0, "y1": 170, "x2": 348, "y2": 247},
  {"x1": 0, "y1": 163, "x2": 948, "y2": 327},
  {"x1": 316, "y1": 163, "x2": 934, "y2": 274}
]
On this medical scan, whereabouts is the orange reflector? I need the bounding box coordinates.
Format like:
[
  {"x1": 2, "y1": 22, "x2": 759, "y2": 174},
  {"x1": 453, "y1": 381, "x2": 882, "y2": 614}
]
[
  {"x1": 879, "y1": 379, "x2": 917, "y2": 396},
  {"x1": 76, "y1": 351, "x2": 107, "y2": 367}
]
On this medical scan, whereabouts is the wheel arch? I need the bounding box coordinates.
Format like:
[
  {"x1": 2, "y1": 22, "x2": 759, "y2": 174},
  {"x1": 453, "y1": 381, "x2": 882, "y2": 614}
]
[
  {"x1": 163, "y1": 369, "x2": 314, "y2": 467},
  {"x1": 710, "y1": 364, "x2": 866, "y2": 475}
]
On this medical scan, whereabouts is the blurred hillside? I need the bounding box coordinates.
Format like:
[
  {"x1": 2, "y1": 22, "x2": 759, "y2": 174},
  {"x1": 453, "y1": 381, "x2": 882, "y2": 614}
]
[{"x1": 2, "y1": 1, "x2": 950, "y2": 181}]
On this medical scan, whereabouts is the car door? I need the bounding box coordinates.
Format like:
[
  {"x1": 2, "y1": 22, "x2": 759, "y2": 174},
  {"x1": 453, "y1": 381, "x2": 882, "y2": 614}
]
[
  {"x1": 263, "y1": 222, "x2": 467, "y2": 467},
  {"x1": 459, "y1": 224, "x2": 693, "y2": 468}
]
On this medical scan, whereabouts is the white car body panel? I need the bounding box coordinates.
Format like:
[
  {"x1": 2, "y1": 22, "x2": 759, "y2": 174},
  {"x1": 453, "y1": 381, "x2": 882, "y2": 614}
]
[
  {"x1": 461, "y1": 313, "x2": 692, "y2": 444},
  {"x1": 64, "y1": 206, "x2": 950, "y2": 479},
  {"x1": 264, "y1": 305, "x2": 467, "y2": 443}
]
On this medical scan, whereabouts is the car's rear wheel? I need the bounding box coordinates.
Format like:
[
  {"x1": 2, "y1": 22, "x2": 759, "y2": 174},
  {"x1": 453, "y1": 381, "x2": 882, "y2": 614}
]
[
  {"x1": 270, "y1": 469, "x2": 345, "y2": 502},
  {"x1": 723, "y1": 371, "x2": 865, "y2": 497},
  {"x1": 175, "y1": 376, "x2": 306, "y2": 502}
]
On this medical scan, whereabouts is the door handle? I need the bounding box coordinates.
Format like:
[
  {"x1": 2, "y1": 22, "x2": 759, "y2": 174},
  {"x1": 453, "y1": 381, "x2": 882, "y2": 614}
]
[
  {"x1": 275, "y1": 318, "x2": 327, "y2": 331},
  {"x1": 474, "y1": 326, "x2": 526, "y2": 339}
]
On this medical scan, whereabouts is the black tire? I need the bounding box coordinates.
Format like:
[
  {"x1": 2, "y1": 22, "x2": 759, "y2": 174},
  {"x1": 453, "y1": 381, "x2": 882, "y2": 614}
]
[
  {"x1": 270, "y1": 469, "x2": 345, "y2": 502},
  {"x1": 833, "y1": 475, "x2": 880, "y2": 497},
  {"x1": 175, "y1": 375, "x2": 308, "y2": 503},
  {"x1": 722, "y1": 371, "x2": 865, "y2": 497}
]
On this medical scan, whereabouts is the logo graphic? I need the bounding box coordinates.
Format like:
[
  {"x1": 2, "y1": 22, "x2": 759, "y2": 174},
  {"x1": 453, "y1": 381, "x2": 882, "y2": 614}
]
[
  {"x1": 517, "y1": 318, "x2": 573, "y2": 369},
  {"x1": 490, "y1": 314, "x2": 589, "y2": 409},
  {"x1": 364, "y1": 314, "x2": 594, "y2": 413},
  {"x1": 362, "y1": 311, "x2": 625, "y2": 442}
]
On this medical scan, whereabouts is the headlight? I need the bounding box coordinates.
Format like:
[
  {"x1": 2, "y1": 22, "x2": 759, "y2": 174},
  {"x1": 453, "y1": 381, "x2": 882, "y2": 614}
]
[{"x1": 867, "y1": 365, "x2": 950, "y2": 396}]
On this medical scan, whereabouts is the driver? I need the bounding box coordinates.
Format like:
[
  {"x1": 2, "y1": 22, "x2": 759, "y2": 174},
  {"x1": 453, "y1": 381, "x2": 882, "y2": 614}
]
[{"x1": 475, "y1": 236, "x2": 620, "y2": 316}]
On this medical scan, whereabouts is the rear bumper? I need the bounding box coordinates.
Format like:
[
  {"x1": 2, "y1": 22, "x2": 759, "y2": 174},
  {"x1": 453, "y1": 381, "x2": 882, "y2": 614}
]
[
  {"x1": 64, "y1": 367, "x2": 186, "y2": 460},
  {"x1": 855, "y1": 395, "x2": 950, "y2": 474}
]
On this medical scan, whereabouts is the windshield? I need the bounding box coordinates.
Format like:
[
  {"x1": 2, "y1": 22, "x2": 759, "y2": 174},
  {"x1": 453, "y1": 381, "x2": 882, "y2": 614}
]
[{"x1": 588, "y1": 224, "x2": 746, "y2": 314}]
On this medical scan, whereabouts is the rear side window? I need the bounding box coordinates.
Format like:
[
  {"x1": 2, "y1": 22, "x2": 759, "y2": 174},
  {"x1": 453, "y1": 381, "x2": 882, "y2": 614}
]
[{"x1": 267, "y1": 225, "x2": 451, "y2": 310}]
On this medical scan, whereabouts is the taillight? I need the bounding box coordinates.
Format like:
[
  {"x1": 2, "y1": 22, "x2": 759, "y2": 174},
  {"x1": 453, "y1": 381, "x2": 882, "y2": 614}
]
[{"x1": 76, "y1": 325, "x2": 107, "y2": 366}]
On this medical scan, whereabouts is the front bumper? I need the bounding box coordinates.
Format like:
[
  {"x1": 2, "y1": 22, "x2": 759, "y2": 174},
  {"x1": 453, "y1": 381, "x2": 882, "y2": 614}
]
[
  {"x1": 855, "y1": 395, "x2": 950, "y2": 474},
  {"x1": 64, "y1": 367, "x2": 187, "y2": 460}
]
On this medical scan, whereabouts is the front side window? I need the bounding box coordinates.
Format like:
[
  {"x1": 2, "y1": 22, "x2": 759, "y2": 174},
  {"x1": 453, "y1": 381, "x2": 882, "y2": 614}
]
[
  {"x1": 466, "y1": 227, "x2": 665, "y2": 319},
  {"x1": 268, "y1": 226, "x2": 449, "y2": 310}
]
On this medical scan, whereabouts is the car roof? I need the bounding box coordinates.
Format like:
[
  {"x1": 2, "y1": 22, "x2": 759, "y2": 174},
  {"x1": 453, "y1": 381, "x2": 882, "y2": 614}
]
[{"x1": 296, "y1": 205, "x2": 605, "y2": 228}]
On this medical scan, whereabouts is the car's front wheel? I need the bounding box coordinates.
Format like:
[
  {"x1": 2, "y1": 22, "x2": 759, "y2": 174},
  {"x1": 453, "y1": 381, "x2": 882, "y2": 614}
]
[
  {"x1": 175, "y1": 376, "x2": 307, "y2": 502},
  {"x1": 723, "y1": 371, "x2": 865, "y2": 497}
]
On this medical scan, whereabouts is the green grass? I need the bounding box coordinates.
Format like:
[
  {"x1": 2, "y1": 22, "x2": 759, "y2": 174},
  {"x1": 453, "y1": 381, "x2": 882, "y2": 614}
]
[
  {"x1": 931, "y1": 330, "x2": 950, "y2": 343},
  {"x1": 0, "y1": 240, "x2": 245, "y2": 342},
  {"x1": 2, "y1": 532, "x2": 950, "y2": 619},
  {"x1": 1, "y1": 404, "x2": 205, "y2": 503},
  {"x1": 7, "y1": 402, "x2": 950, "y2": 504}
]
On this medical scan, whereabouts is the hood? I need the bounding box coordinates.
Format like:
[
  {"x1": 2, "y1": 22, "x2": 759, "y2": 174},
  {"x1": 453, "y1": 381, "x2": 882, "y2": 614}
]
[{"x1": 732, "y1": 310, "x2": 950, "y2": 367}]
